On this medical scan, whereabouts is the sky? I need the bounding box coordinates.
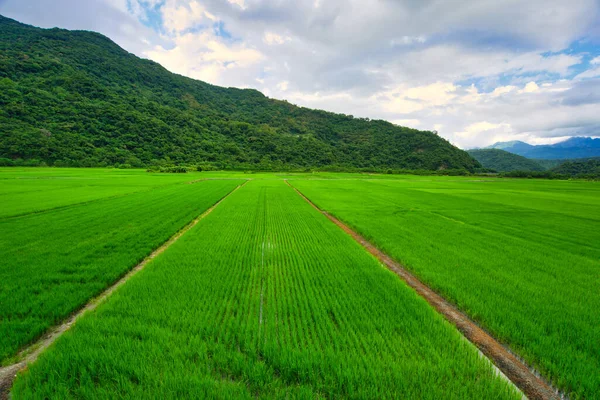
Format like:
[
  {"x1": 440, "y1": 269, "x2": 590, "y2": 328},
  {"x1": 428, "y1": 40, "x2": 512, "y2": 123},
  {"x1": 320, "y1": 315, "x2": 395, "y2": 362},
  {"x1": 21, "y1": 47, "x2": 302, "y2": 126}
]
[{"x1": 1, "y1": 0, "x2": 600, "y2": 149}]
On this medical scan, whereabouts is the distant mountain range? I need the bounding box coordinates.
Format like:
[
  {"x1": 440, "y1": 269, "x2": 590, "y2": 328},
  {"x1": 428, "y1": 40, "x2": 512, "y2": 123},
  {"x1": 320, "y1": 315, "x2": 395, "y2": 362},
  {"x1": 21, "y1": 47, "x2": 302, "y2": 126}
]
[
  {"x1": 468, "y1": 147, "x2": 600, "y2": 177},
  {"x1": 485, "y1": 137, "x2": 600, "y2": 159}
]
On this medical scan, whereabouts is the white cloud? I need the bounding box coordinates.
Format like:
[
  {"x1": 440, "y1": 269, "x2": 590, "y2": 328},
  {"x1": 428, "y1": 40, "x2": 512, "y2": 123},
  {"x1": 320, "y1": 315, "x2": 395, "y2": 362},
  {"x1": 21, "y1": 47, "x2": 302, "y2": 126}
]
[
  {"x1": 161, "y1": 0, "x2": 214, "y2": 33},
  {"x1": 492, "y1": 86, "x2": 517, "y2": 96},
  {"x1": 144, "y1": 31, "x2": 263, "y2": 84},
  {"x1": 522, "y1": 81, "x2": 539, "y2": 93},
  {"x1": 393, "y1": 119, "x2": 421, "y2": 127},
  {"x1": 456, "y1": 122, "x2": 512, "y2": 139},
  {"x1": 380, "y1": 82, "x2": 458, "y2": 113},
  {"x1": 390, "y1": 45, "x2": 582, "y2": 86},
  {"x1": 263, "y1": 32, "x2": 291, "y2": 45},
  {"x1": 276, "y1": 81, "x2": 289, "y2": 91},
  {"x1": 227, "y1": 0, "x2": 246, "y2": 9},
  {"x1": 575, "y1": 58, "x2": 600, "y2": 79},
  {"x1": 391, "y1": 36, "x2": 427, "y2": 46},
  {"x1": 576, "y1": 68, "x2": 600, "y2": 79}
]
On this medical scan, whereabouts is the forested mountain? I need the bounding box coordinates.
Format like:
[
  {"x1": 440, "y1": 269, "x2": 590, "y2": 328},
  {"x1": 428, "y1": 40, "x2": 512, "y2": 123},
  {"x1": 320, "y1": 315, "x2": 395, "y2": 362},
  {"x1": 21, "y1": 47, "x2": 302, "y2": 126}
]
[
  {"x1": 467, "y1": 149, "x2": 545, "y2": 172},
  {"x1": 486, "y1": 137, "x2": 600, "y2": 159},
  {"x1": 534, "y1": 157, "x2": 600, "y2": 170},
  {"x1": 534, "y1": 159, "x2": 565, "y2": 170},
  {"x1": 551, "y1": 158, "x2": 600, "y2": 178},
  {"x1": 0, "y1": 15, "x2": 479, "y2": 171}
]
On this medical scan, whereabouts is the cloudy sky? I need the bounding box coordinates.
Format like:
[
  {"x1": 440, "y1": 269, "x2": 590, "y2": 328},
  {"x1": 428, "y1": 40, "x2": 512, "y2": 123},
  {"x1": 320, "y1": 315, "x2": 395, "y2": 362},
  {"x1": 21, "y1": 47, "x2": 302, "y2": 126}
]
[{"x1": 1, "y1": 0, "x2": 599, "y2": 148}]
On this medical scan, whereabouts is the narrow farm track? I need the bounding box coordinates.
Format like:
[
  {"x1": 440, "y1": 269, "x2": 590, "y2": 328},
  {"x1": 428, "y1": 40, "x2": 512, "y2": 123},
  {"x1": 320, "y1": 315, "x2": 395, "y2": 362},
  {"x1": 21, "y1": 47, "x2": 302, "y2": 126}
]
[
  {"x1": 286, "y1": 180, "x2": 560, "y2": 400},
  {"x1": 0, "y1": 180, "x2": 248, "y2": 399}
]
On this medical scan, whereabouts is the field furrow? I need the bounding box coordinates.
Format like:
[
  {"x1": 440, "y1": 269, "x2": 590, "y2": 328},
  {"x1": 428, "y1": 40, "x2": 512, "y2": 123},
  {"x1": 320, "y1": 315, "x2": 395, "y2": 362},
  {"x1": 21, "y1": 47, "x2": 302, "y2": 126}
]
[
  {"x1": 11, "y1": 180, "x2": 519, "y2": 399},
  {"x1": 291, "y1": 177, "x2": 600, "y2": 398},
  {"x1": 0, "y1": 179, "x2": 243, "y2": 363}
]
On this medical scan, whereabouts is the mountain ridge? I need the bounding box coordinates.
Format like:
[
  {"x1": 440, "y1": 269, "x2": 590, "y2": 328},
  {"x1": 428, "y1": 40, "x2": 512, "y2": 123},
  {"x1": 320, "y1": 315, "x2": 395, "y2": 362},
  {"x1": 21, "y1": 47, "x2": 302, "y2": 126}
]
[
  {"x1": 0, "y1": 15, "x2": 479, "y2": 171},
  {"x1": 467, "y1": 149, "x2": 545, "y2": 172},
  {"x1": 483, "y1": 137, "x2": 600, "y2": 159}
]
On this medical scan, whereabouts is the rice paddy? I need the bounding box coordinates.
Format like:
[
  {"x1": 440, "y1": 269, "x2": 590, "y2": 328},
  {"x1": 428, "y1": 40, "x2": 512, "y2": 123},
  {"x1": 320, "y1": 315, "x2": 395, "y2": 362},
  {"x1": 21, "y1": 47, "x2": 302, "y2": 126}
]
[
  {"x1": 1, "y1": 168, "x2": 598, "y2": 398},
  {"x1": 10, "y1": 180, "x2": 518, "y2": 399},
  {"x1": 0, "y1": 171, "x2": 241, "y2": 363},
  {"x1": 291, "y1": 177, "x2": 600, "y2": 399}
]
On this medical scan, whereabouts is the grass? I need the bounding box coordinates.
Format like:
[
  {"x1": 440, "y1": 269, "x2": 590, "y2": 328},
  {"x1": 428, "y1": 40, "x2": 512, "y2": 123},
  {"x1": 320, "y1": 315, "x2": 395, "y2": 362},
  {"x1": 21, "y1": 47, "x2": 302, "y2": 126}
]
[
  {"x1": 0, "y1": 168, "x2": 204, "y2": 218},
  {"x1": 12, "y1": 180, "x2": 519, "y2": 399},
  {"x1": 0, "y1": 178, "x2": 242, "y2": 363},
  {"x1": 291, "y1": 177, "x2": 600, "y2": 399}
]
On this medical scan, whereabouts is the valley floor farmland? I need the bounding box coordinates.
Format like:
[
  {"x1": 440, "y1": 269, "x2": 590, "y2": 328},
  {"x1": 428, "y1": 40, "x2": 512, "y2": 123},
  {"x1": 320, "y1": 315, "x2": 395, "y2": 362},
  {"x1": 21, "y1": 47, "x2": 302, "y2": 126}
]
[
  {"x1": 0, "y1": 168, "x2": 202, "y2": 218},
  {"x1": 1, "y1": 168, "x2": 598, "y2": 399},
  {"x1": 291, "y1": 178, "x2": 600, "y2": 399},
  {"x1": 11, "y1": 180, "x2": 518, "y2": 399},
  {"x1": 0, "y1": 170, "x2": 242, "y2": 363}
]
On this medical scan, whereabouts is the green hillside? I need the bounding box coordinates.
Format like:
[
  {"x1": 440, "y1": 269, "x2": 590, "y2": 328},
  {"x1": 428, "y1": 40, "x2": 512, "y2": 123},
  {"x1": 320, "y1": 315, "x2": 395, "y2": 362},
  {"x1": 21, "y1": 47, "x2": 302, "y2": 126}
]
[
  {"x1": 535, "y1": 159, "x2": 564, "y2": 170},
  {"x1": 467, "y1": 149, "x2": 544, "y2": 172},
  {"x1": 551, "y1": 158, "x2": 600, "y2": 178},
  {"x1": 0, "y1": 15, "x2": 478, "y2": 171},
  {"x1": 536, "y1": 157, "x2": 600, "y2": 171}
]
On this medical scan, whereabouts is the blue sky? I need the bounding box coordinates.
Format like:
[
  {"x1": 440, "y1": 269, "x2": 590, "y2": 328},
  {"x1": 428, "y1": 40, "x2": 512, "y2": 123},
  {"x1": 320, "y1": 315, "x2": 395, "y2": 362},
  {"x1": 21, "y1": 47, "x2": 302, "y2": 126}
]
[{"x1": 1, "y1": 0, "x2": 599, "y2": 148}]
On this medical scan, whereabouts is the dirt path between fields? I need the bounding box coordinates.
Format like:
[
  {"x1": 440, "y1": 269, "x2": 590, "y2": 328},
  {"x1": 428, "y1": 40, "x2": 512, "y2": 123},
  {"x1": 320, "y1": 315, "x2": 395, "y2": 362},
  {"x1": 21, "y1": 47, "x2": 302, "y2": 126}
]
[
  {"x1": 285, "y1": 180, "x2": 561, "y2": 400},
  {"x1": 0, "y1": 180, "x2": 248, "y2": 399}
]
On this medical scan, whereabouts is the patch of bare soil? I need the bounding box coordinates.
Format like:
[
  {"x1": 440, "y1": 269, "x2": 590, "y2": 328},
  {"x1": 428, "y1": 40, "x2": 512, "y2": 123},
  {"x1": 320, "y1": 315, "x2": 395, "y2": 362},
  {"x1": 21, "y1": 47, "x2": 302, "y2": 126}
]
[
  {"x1": 285, "y1": 180, "x2": 560, "y2": 400},
  {"x1": 0, "y1": 181, "x2": 248, "y2": 399}
]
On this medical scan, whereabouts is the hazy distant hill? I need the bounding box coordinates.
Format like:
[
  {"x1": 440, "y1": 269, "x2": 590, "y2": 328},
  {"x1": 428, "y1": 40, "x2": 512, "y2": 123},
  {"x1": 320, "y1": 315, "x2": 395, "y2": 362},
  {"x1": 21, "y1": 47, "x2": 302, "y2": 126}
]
[
  {"x1": 486, "y1": 137, "x2": 600, "y2": 159},
  {"x1": 0, "y1": 15, "x2": 479, "y2": 171},
  {"x1": 467, "y1": 149, "x2": 545, "y2": 172}
]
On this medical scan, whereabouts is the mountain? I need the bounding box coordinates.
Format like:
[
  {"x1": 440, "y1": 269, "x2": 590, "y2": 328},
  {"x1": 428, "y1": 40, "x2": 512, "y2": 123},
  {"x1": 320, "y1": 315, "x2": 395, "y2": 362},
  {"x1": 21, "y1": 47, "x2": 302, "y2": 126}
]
[
  {"x1": 550, "y1": 158, "x2": 600, "y2": 178},
  {"x1": 551, "y1": 137, "x2": 600, "y2": 149},
  {"x1": 535, "y1": 156, "x2": 600, "y2": 170},
  {"x1": 534, "y1": 159, "x2": 565, "y2": 170},
  {"x1": 486, "y1": 137, "x2": 600, "y2": 159},
  {"x1": 0, "y1": 16, "x2": 479, "y2": 171},
  {"x1": 467, "y1": 149, "x2": 545, "y2": 172},
  {"x1": 487, "y1": 140, "x2": 535, "y2": 153}
]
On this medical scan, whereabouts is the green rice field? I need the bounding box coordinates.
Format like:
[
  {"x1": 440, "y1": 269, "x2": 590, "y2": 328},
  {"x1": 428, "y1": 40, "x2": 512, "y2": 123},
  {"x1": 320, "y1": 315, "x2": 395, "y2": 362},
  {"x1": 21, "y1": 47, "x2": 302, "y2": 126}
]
[
  {"x1": 291, "y1": 178, "x2": 600, "y2": 399},
  {"x1": 1, "y1": 169, "x2": 242, "y2": 363},
  {"x1": 1, "y1": 168, "x2": 599, "y2": 399}
]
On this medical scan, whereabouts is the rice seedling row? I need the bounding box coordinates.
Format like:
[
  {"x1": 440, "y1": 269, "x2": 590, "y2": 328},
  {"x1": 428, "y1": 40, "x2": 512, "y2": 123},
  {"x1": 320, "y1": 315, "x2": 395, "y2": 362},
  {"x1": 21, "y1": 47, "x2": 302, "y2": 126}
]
[
  {"x1": 290, "y1": 178, "x2": 600, "y2": 399},
  {"x1": 0, "y1": 179, "x2": 242, "y2": 363},
  {"x1": 0, "y1": 168, "x2": 203, "y2": 218},
  {"x1": 11, "y1": 180, "x2": 519, "y2": 399}
]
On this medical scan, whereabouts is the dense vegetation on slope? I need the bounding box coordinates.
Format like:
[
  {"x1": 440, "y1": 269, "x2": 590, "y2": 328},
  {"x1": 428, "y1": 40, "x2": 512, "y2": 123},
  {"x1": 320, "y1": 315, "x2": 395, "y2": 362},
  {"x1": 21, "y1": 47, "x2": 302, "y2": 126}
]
[
  {"x1": 551, "y1": 158, "x2": 600, "y2": 178},
  {"x1": 0, "y1": 15, "x2": 478, "y2": 171},
  {"x1": 467, "y1": 149, "x2": 545, "y2": 172},
  {"x1": 535, "y1": 159, "x2": 564, "y2": 170}
]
